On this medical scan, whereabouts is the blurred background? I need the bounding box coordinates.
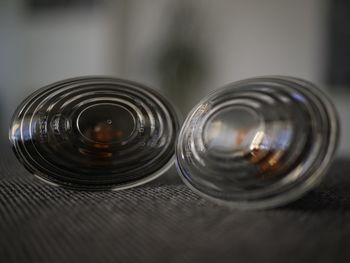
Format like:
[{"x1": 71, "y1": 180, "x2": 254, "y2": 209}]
[{"x1": 1, "y1": 0, "x2": 349, "y2": 156}]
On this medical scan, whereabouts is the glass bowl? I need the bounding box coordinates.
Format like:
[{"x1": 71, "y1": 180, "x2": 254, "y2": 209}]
[
  {"x1": 176, "y1": 76, "x2": 339, "y2": 209},
  {"x1": 10, "y1": 76, "x2": 180, "y2": 190}
]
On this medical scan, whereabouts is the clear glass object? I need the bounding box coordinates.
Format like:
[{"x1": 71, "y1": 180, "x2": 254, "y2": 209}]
[
  {"x1": 10, "y1": 76, "x2": 180, "y2": 190},
  {"x1": 176, "y1": 76, "x2": 339, "y2": 209}
]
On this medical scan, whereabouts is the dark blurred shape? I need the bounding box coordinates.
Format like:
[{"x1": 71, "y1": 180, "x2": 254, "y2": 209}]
[
  {"x1": 155, "y1": 2, "x2": 210, "y2": 114},
  {"x1": 27, "y1": 0, "x2": 99, "y2": 12},
  {"x1": 328, "y1": 0, "x2": 350, "y2": 87}
]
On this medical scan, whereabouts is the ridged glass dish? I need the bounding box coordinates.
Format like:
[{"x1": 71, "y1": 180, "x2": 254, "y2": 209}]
[
  {"x1": 10, "y1": 76, "x2": 180, "y2": 190},
  {"x1": 176, "y1": 76, "x2": 339, "y2": 209}
]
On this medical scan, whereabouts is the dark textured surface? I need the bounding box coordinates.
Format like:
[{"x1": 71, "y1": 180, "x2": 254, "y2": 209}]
[{"x1": 0, "y1": 150, "x2": 350, "y2": 263}]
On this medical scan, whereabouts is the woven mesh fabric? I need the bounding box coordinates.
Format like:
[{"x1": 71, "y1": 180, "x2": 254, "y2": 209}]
[{"x1": 1, "y1": 147, "x2": 350, "y2": 263}]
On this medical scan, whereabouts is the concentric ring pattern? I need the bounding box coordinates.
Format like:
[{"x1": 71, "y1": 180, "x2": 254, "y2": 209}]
[
  {"x1": 10, "y1": 77, "x2": 179, "y2": 190},
  {"x1": 176, "y1": 76, "x2": 339, "y2": 209}
]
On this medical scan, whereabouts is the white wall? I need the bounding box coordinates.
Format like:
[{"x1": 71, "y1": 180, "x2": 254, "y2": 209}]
[
  {"x1": 123, "y1": 0, "x2": 349, "y2": 156},
  {"x1": 201, "y1": 0, "x2": 350, "y2": 156},
  {"x1": 0, "y1": 0, "x2": 124, "y2": 140},
  {"x1": 201, "y1": 0, "x2": 348, "y2": 156},
  {"x1": 1, "y1": 0, "x2": 349, "y2": 156}
]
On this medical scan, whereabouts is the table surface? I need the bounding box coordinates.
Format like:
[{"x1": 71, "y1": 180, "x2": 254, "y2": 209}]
[{"x1": 0, "y1": 151, "x2": 349, "y2": 263}]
